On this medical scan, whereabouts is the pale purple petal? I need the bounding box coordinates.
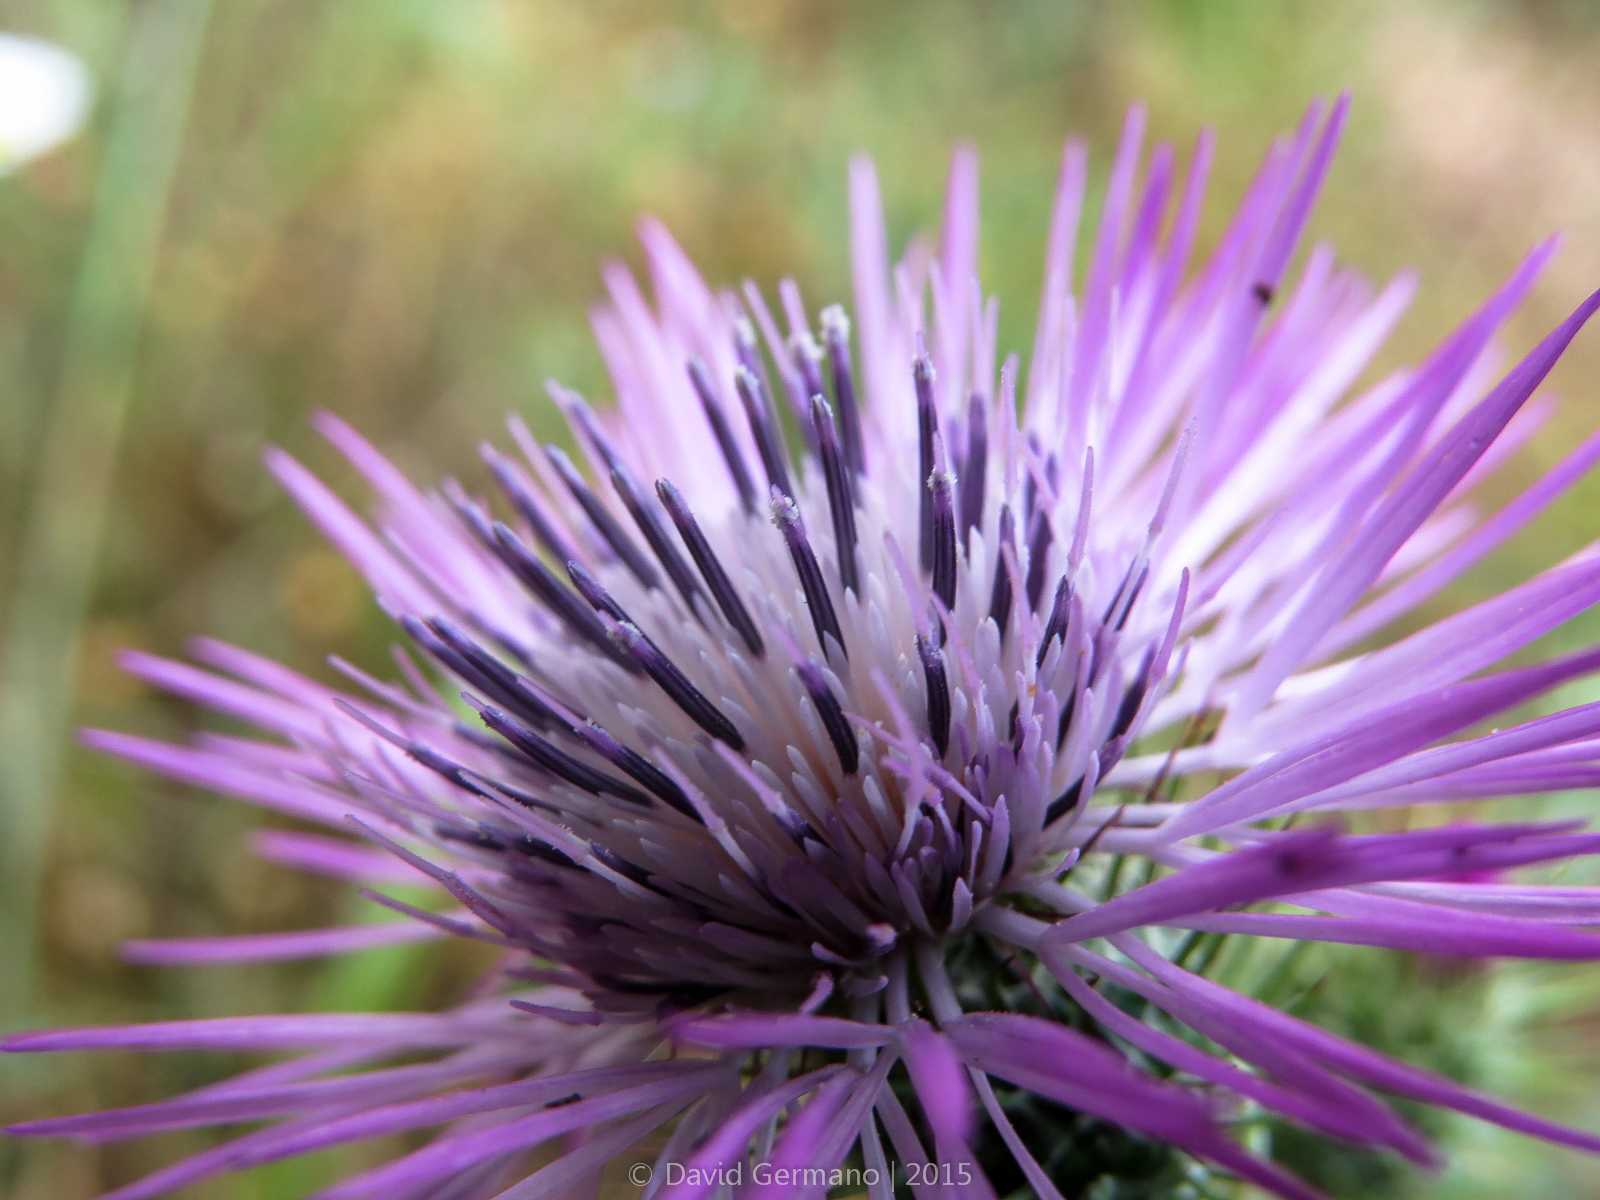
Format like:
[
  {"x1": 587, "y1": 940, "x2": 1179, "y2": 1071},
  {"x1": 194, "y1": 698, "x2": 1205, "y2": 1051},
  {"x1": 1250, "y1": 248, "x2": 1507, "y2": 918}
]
[{"x1": 120, "y1": 921, "x2": 443, "y2": 965}]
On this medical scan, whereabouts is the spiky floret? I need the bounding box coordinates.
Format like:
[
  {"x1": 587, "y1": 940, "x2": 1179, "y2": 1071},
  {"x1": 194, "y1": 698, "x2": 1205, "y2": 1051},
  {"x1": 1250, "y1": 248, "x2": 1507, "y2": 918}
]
[{"x1": 11, "y1": 95, "x2": 1600, "y2": 1200}]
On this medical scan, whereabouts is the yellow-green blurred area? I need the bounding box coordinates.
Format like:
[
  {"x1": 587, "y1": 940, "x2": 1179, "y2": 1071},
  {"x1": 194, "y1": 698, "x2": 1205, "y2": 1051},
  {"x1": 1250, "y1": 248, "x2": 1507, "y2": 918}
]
[{"x1": 4, "y1": 0, "x2": 1600, "y2": 1196}]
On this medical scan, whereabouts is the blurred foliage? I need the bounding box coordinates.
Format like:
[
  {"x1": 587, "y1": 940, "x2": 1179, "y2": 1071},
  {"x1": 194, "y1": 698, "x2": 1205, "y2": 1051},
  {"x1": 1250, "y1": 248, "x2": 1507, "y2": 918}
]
[
  {"x1": 1245, "y1": 945, "x2": 1486, "y2": 1198},
  {"x1": 5, "y1": 0, "x2": 1600, "y2": 1197}
]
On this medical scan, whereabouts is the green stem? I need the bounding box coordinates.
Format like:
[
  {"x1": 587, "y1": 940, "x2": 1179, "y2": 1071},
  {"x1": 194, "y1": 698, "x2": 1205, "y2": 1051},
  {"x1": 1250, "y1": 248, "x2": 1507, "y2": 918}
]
[{"x1": 0, "y1": 0, "x2": 213, "y2": 1036}]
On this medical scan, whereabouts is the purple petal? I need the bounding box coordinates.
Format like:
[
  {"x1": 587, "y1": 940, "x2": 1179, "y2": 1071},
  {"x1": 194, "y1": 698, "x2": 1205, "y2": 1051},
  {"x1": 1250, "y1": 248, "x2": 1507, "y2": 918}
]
[
  {"x1": 1237, "y1": 275, "x2": 1600, "y2": 715},
  {"x1": 6, "y1": 1052, "x2": 509, "y2": 1141},
  {"x1": 1163, "y1": 652, "x2": 1600, "y2": 838},
  {"x1": 310, "y1": 1067, "x2": 725, "y2": 1200},
  {"x1": 80, "y1": 731, "x2": 358, "y2": 828},
  {"x1": 1119, "y1": 937, "x2": 1600, "y2": 1154},
  {"x1": 233, "y1": 1061, "x2": 724, "y2": 1172},
  {"x1": 1049, "y1": 961, "x2": 1433, "y2": 1162},
  {"x1": 1163, "y1": 908, "x2": 1600, "y2": 958},
  {"x1": 657, "y1": 1067, "x2": 848, "y2": 1200},
  {"x1": 1051, "y1": 825, "x2": 1600, "y2": 945},
  {"x1": 946, "y1": 1012, "x2": 1330, "y2": 1200},
  {"x1": 1323, "y1": 421, "x2": 1600, "y2": 653},
  {"x1": 251, "y1": 829, "x2": 429, "y2": 885},
  {"x1": 742, "y1": 1069, "x2": 863, "y2": 1200},
  {"x1": 902, "y1": 1019, "x2": 975, "y2": 1146},
  {"x1": 120, "y1": 921, "x2": 442, "y2": 965},
  {"x1": 2, "y1": 1013, "x2": 533, "y2": 1053},
  {"x1": 673, "y1": 1013, "x2": 896, "y2": 1050}
]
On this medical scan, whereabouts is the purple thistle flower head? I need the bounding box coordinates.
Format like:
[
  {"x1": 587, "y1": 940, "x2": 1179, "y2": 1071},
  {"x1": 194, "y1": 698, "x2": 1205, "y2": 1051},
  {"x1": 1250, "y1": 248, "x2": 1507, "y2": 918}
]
[{"x1": 12, "y1": 94, "x2": 1600, "y2": 1199}]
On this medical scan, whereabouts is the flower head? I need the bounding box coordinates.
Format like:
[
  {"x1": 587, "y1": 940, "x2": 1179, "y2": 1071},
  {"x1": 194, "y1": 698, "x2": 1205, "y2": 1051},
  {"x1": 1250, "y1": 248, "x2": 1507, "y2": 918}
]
[{"x1": 10, "y1": 95, "x2": 1600, "y2": 1200}]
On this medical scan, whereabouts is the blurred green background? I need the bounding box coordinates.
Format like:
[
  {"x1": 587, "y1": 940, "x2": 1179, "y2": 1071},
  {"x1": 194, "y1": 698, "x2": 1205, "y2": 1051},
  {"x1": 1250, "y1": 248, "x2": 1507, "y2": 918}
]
[{"x1": 4, "y1": 0, "x2": 1600, "y2": 1196}]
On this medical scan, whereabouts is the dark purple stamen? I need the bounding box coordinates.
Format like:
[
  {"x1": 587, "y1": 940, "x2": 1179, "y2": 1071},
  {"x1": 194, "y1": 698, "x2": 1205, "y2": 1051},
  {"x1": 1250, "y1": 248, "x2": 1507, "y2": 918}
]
[
  {"x1": 1102, "y1": 558, "x2": 1150, "y2": 631},
  {"x1": 960, "y1": 393, "x2": 988, "y2": 551},
  {"x1": 435, "y1": 824, "x2": 577, "y2": 870},
  {"x1": 811, "y1": 395, "x2": 859, "y2": 597},
  {"x1": 608, "y1": 465, "x2": 704, "y2": 615},
  {"x1": 820, "y1": 306, "x2": 864, "y2": 476},
  {"x1": 406, "y1": 740, "x2": 490, "y2": 795},
  {"x1": 512, "y1": 836, "x2": 581, "y2": 868},
  {"x1": 748, "y1": 284, "x2": 816, "y2": 446},
  {"x1": 916, "y1": 633, "x2": 951, "y2": 758},
  {"x1": 544, "y1": 444, "x2": 661, "y2": 591},
  {"x1": 772, "y1": 491, "x2": 846, "y2": 661},
  {"x1": 1024, "y1": 435, "x2": 1041, "y2": 520},
  {"x1": 769, "y1": 804, "x2": 816, "y2": 847},
  {"x1": 609, "y1": 621, "x2": 746, "y2": 750},
  {"x1": 477, "y1": 703, "x2": 653, "y2": 806},
  {"x1": 1095, "y1": 736, "x2": 1131, "y2": 789},
  {"x1": 496, "y1": 768, "x2": 579, "y2": 818},
  {"x1": 656, "y1": 479, "x2": 765, "y2": 658},
  {"x1": 445, "y1": 729, "x2": 579, "y2": 814},
  {"x1": 930, "y1": 465, "x2": 957, "y2": 615},
  {"x1": 735, "y1": 365, "x2": 794, "y2": 500},
  {"x1": 587, "y1": 844, "x2": 659, "y2": 892},
  {"x1": 569, "y1": 720, "x2": 701, "y2": 822},
  {"x1": 795, "y1": 657, "x2": 858, "y2": 775},
  {"x1": 482, "y1": 445, "x2": 579, "y2": 568},
  {"x1": 338, "y1": 695, "x2": 546, "y2": 809},
  {"x1": 1109, "y1": 648, "x2": 1155, "y2": 740},
  {"x1": 1117, "y1": 563, "x2": 1150, "y2": 632},
  {"x1": 565, "y1": 561, "x2": 629, "y2": 623},
  {"x1": 732, "y1": 316, "x2": 774, "y2": 402},
  {"x1": 1055, "y1": 668, "x2": 1086, "y2": 750},
  {"x1": 989, "y1": 503, "x2": 1016, "y2": 645},
  {"x1": 1044, "y1": 776, "x2": 1083, "y2": 826},
  {"x1": 559, "y1": 390, "x2": 623, "y2": 471},
  {"x1": 1026, "y1": 511, "x2": 1053, "y2": 614},
  {"x1": 1086, "y1": 625, "x2": 1114, "y2": 690},
  {"x1": 686, "y1": 357, "x2": 757, "y2": 515},
  {"x1": 477, "y1": 517, "x2": 635, "y2": 672},
  {"x1": 445, "y1": 482, "x2": 497, "y2": 547},
  {"x1": 451, "y1": 721, "x2": 530, "y2": 762},
  {"x1": 1036, "y1": 576, "x2": 1072, "y2": 668},
  {"x1": 791, "y1": 332, "x2": 826, "y2": 410},
  {"x1": 1021, "y1": 437, "x2": 1060, "y2": 515},
  {"x1": 427, "y1": 618, "x2": 544, "y2": 711},
  {"x1": 915, "y1": 353, "x2": 938, "y2": 571},
  {"x1": 432, "y1": 823, "x2": 505, "y2": 852},
  {"x1": 405, "y1": 615, "x2": 554, "y2": 730}
]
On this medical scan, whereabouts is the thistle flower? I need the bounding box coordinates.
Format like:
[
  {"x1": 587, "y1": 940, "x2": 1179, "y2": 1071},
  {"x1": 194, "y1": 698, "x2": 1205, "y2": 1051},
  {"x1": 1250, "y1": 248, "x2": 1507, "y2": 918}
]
[{"x1": 11, "y1": 95, "x2": 1600, "y2": 1200}]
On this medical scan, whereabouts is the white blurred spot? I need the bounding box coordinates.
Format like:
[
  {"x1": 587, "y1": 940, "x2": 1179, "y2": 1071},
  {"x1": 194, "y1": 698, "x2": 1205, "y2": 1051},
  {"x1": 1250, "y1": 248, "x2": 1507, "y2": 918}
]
[{"x1": 0, "y1": 33, "x2": 91, "y2": 172}]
